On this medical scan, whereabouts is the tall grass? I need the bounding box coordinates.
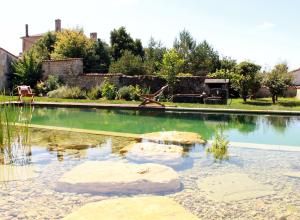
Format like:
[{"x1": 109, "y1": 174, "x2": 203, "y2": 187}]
[{"x1": 0, "y1": 96, "x2": 32, "y2": 165}]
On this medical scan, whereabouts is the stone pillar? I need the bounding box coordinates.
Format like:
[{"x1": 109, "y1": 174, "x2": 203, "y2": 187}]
[
  {"x1": 90, "y1": 32, "x2": 97, "y2": 41},
  {"x1": 55, "y1": 19, "x2": 61, "y2": 32}
]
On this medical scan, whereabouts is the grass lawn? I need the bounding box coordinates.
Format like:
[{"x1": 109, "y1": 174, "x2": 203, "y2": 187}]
[{"x1": 1, "y1": 96, "x2": 300, "y2": 111}]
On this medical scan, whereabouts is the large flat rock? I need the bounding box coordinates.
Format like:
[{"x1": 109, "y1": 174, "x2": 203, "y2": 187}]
[
  {"x1": 121, "y1": 142, "x2": 184, "y2": 166},
  {"x1": 63, "y1": 196, "x2": 199, "y2": 220},
  {"x1": 0, "y1": 165, "x2": 40, "y2": 182},
  {"x1": 284, "y1": 172, "x2": 300, "y2": 178},
  {"x1": 197, "y1": 173, "x2": 275, "y2": 202},
  {"x1": 141, "y1": 131, "x2": 205, "y2": 145},
  {"x1": 57, "y1": 161, "x2": 181, "y2": 194}
]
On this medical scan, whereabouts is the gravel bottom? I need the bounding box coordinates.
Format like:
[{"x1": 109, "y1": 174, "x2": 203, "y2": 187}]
[{"x1": 0, "y1": 141, "x2": 300, "y2": 220}]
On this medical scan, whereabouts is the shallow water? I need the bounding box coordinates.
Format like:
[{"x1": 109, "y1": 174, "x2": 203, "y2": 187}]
[{"x1": 0, "y1": 128, "x2": 300, "y2": 219}]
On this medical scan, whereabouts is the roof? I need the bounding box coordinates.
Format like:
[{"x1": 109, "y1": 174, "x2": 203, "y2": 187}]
[
  {"x1": 290, "y1": 68, "x2": 300, "y2": 86},
  {"x1": 205, "y1": 79, "x2": 229, "y2": 84},
  {"x1": 0, "y1": 47, "x2": 18, "y2": 59},
  {"x1": 42, "y1": 58, "x2": 83, "y2": 62}
]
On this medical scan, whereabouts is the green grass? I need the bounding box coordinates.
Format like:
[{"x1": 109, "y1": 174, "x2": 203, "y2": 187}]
[{"x1": 1, "y1": 96, "x2": 300, "y2": 111}]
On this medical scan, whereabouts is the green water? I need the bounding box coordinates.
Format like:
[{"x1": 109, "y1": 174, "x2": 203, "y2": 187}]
[{"x1": 26, "y1": 107, "x2": 300, "y2": 147}]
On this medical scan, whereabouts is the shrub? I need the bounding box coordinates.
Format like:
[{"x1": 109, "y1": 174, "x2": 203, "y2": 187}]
[
  {"x1": 45, "y1": 75, "x2": 60, "y2": 92},
  {"x1": 35, "y1": 81, "x2": 47, "y2": 96},
  {"x1": 101, "y1": 82, "x2": 117, "y2": 100},
  {"x1": 117, "y1": 85, "x2": 141, "y2": 101},
  {"x1": 86, "y1": 85, "x2": 103, "y2": 100},
  {"x1": 47, "y1": 86, "x2": 86, "y2": 99}
]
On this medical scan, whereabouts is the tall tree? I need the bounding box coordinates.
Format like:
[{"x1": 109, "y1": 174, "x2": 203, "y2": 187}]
[
  {"x1": 173, "y1": 30, "x2": 196, "y2": 73},
  {"x1": 110, "y1": 27, "x2": 144, "y2": 61},
  {"x1": 88, "y1": 39, "x2": 111, "y2": 73},
  {"x1": 32, "y1": 31, "x2": 57, "y2": 60},
  {"x1": 264, "y1": 63, "x2": 292, "y2": 103},
  {"x1": 144, "y1": 37, "x2": 166, "y2": 74},
  {"x1": 219, "y1": 56, "x2": 237, "y2": 71},
  {"x1": 189, "y1": 40, "x2": 220, "y2": 75}
]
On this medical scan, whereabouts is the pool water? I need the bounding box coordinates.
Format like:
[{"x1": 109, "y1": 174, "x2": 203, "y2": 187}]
[
  {"x1": 0, "y1": 128, "x2": 299, "y2": 219},
  {"x1": 28, "y1": 107, "x2": 300, "y2": 147}
]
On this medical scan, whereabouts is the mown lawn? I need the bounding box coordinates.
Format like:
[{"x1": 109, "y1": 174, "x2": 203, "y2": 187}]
[{"x1": 1, "y1": 96, "x2": 300, "y2": 111}]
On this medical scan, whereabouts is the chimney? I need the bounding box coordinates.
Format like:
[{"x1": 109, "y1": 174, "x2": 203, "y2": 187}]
[
  {"x1": 55, "y1": 19, "x2": 61, "y2": 32},
  {"x1": 90, "y1": 32, "x2": 98, "y2": 41},
  {"x1": 25, "y1": 24, "x2": 29, "y2": 37}
]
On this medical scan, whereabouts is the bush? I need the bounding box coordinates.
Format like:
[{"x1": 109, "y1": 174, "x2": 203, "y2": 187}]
[
  {"x1": 101, "y1": 82, "x2": 117, "y2": 100},
  {"x1": 86, "y1": 85, "x2": 103, "y2": 100},
  {"x1": 47, "y1": 86, "x2": 86, "y2": 99},
  {"x1": 206, "y1": 128, "x2": 229, "y2": 161},
  {"x1": 45, "y1": 75, "x2": 60, "y2": 92},
  {"x1": 35, "y1": 81, "x2": 47, "y2": 96},
  {"x1": 117, "y1": 85, "x2": 141, "y2": 101}
]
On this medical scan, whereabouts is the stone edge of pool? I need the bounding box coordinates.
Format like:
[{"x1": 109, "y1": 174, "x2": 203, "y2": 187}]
[
  {"x1": 23, "y1": 123, "x2": 300, "y2": 152},
  {"x1": 4, "y1": 101, "x2": 300, "y2": 116}
]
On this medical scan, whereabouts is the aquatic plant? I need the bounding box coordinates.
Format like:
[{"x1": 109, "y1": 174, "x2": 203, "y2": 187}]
[
  {"x1": 0, "y1": 97, "x2": 32, "y2": 165},
  {"x1": 206, "y1": 128, "x2": 229, "y2": 161}
]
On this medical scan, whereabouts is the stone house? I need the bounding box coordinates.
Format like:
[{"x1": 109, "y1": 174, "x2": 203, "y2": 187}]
[
  {"x1": 290, "y1": 68, "x2": 300, "y2": 99},
  {"x1": 0, "y1": 47, "x2": 18, "y2": 90}
]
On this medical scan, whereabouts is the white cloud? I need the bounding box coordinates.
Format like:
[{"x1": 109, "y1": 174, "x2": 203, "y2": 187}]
[{"x1": 257, "y1": 22, "x2": 276, "y2": 30}]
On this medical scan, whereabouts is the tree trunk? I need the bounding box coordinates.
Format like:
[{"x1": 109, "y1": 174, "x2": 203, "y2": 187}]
[
  {"x1": 243, "y1": 96, "x2": 247, "y2": 102},
  {"x1": 272, "y1": 95, "x2": 276, "y2": 104}
]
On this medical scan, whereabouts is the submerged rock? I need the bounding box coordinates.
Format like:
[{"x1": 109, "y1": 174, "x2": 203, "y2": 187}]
[
  {"x1": 197, "y1": 173, "x2": 275, "y2": 202},
  {"x1": 57, "y1": 161, "x2": 181, "y2": 194},
  {"x1": 62, "y1": 196, "x2": 199, "y2": 220},
  {"x1": 121, "y1": 142, "x2": 184, "y2": 166},
  {"x1": 141, "y1": 131, "x2": 205, "y2": 145},
  {"x1": 0, "y1": 165, "x2": 40, "y2": 182}
]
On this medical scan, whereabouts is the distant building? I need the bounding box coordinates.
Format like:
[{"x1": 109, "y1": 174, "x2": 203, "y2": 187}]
[
  {"x1": 290, "y1": 68, "x2": 300, "y2": 86},
  {"x1": 0, "y1": 47, "x2": 18, "y2": 90},
  {"x1": 21, "y1": 19, "x2": 62, "y2": 53}
]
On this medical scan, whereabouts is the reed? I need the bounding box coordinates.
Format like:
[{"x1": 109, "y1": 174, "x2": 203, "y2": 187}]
[{"x1": 0, "y1": 95, "x2": 32, "y2": 165}]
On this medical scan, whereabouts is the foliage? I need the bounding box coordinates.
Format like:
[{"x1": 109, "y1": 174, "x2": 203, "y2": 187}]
[
  {"x1": 264, "y1": 63, "x2": 292, "y2": 103},
  {"x1": 110, "y1": 26, "x2": 144, "y2": 61},
  {"x1": 11, "y1": 50, "x2": 43, "y2": 88},
  {"x1": 32, "y1": 31, "x2": 57, "y2": 60},
  {"x1": 117, "y1": 85, "x2": 141, "y2": 101},
  {"x1": 101, "y1": 81, "x2": 117, "y2": 100},
  {"x1": 189, "y1": 40, "x2": 220, "y2": 75},
  {"x1": 173, "y1": 30, "x2": 196, "y2": 73},
  {"x1": 86, "y1": 85, "x2": 103, "y2": 100},
  {"x1": 219, "y1": 57, "x2": 237, "y2": 71},
  {"x1": 35, "y1": 75, "x2": 60, "y2": 96},
  {"x1": 47, "y1": 86, "x2": 86, "y2": 99},
  {"x1": 144, "y1": 38, "x2": 166, "y2": 75},
  {"x1": 232, "y1": 61, "x2": 261, "y2": 102},
  {"x1": 109, "y1": 50, "x2": 145, "y2": 75},
  {"x1": 91, "y1": 39, "x2": 111, "y2": 73},
  {"x1": 51, "y1": 29, "x2": 95, "y2": 72},
  {"x1": 206, "y1": 128, "x2": 229, "y2": 161},
  {"x1": 177, "y1": 73, "x2": 193, "y2": 77},
  {"x1": 160, "y1": 49, "x2": 184, "y2": 93}
]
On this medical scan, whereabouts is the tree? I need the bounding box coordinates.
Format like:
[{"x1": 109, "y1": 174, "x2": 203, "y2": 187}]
[
  {"x1": 33, "y1": 31, "x2": 57, "y2": 60},
  {"x1": 51, "y1": 29, "x2": 95, "y2": 72},
  {"x1": 173, "y1": 30, "x2": 196, "y2": 73},
  {"x1": 189, "y1": 40, "x2": 220, "y2": 75},
  {"x1": 233, "y1": 61, "x2": 261, "y2": 102},
  {"x1": 88, "y1": 39, "x2": 111, "y2": 73},
  {"x1": 219, "y1": 57, "x2": 237, "y2": 71},
  {"x1": 264, "y1": 63, "x2": 292, "y2": 103},
  {"x1": 160, "y1": 49, "x2": 184, "y2": 93},
  {"x1": 109, "y1": 50, "x2": 145, "y2": 75},
  {"x1": 144, "y1": 37, "x2": 166, "y2": 75},
  {"x1": 11, "y1": 50, "x2": 42, "y2": 88},
  {"x1": 110, "y1": 27, "x2": 144, "y2": 61}
]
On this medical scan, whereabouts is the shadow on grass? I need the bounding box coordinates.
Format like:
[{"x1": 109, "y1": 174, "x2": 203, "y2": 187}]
[
  {"x1": 279, "y1": 101, "x2": 300, "y2": 107},
  {"x1": 244, "y1": 101, "x2": 272, "y2": 106}
]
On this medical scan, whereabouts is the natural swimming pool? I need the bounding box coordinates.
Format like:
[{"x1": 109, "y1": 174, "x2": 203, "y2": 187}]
[
  {"x1": 1, "y1": 106, "x2": 300, "y2": 219},
  {"x1": 29, "y1": 107, "x2": 300, "y2": 147}
]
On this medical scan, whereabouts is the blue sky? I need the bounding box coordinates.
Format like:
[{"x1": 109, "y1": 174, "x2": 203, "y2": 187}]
[{"x1": 1, "y1": 0, "x2": 299, "y2": 70}]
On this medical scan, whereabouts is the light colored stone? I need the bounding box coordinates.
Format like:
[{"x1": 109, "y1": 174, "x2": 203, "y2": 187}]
[
  {"x1": 141, "y1": 131, "x2": 205, "y2": 145},
  {"x1": 284, "y1": 172, "x2": 300, "y2": 178},
  {"x1": 63, "y1": 196, "x2": 199, "y2": 220},
  {"x1": 57, "y1": 161, "x2": 180, "y2": 194},
  {"x1": 121, "y1": 142, "x2": 184, "y2": 166},
  {"x1": 0, "y1": 165, "x2": 40, "y2": 182},
  {"x1": 197, "y1": 173, "x2": 275, "y2": 202}
]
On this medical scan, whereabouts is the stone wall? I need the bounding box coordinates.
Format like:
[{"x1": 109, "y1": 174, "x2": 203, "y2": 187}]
[
  {"x1": 42, "y1": 58, "x2": 83, "y2": 80},
  {"x1": 63, "y1": 73, "x2": 207, "y2": 94},
  {"x1": 0, "y1": 48, "x2": 17, "y2": 90}
]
